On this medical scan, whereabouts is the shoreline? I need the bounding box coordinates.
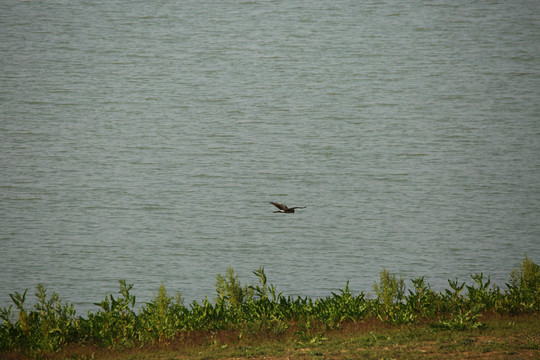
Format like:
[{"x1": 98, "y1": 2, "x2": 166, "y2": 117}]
[{"x1": 1, "y1": 257, "x2": 538, "y2": 358}]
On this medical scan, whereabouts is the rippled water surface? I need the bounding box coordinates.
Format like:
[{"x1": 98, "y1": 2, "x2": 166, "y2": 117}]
[{"x1": 1, "y1": 0, "x2": 539, "y2": 314}]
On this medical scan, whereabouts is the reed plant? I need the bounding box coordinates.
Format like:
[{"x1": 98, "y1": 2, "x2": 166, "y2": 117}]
[{"x1": 1, "y1": 256, "x2": 538, "y2": 356}]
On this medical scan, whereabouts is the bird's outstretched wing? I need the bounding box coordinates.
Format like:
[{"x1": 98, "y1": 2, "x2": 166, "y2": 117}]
[{"x1": 270, "y1": 202, "x2": 288, "y2": 211}]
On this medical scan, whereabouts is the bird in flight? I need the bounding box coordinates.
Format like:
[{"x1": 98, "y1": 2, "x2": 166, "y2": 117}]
[{"x1": 269, "y1": 202, "x2": 307, "y2": 213}]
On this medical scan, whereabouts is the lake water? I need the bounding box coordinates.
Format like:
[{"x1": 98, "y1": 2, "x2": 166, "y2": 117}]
[{"x1": 1, "y1": 0, "x2": 539, "y2": 315}]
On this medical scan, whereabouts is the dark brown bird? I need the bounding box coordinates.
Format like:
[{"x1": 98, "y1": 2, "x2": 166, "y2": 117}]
[{"x1": 269, "y1": 202, "x2": 307, "y2": 213}]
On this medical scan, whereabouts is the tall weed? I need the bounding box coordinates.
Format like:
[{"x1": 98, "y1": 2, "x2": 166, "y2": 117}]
[
  {"x1": 86, "y1": 280, "x2": 138, "y2": 347},
  {"x1": 373, "y1": 269, "x2": 410, "y2": 323},
  {"x1": 216, "y1": 266, "x2": 250, "y2": 308},
  {"x1": 406, "y1": 277, "x2": 440, "y2": 319},
  {"x1": 138, "y1": 284, "x2": 184, "y2": 344},
  {"x1": 0, "y1": 286, "x2": 79, "y2": 355},
  {"x1": 505, "y1": 255, "x2": 540, "y2": 312}
]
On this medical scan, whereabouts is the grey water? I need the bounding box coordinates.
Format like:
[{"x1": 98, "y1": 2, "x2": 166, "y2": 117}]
[{"x1": 1, "y1": 0, "x2": 539, "y2": 315}]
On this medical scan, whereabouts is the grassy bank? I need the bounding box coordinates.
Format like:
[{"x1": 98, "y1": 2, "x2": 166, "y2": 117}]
[
  {"x1": 54, "y1": 313, "x2": 540, "y2": 359},
  {"x1": 1, "y1": 256, "x2": 538, "y2": 359}
]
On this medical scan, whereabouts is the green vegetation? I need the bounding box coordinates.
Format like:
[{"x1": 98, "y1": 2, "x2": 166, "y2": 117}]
[{"x1": 1, "y1": 257, "x2": 539, "y2": 359}]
